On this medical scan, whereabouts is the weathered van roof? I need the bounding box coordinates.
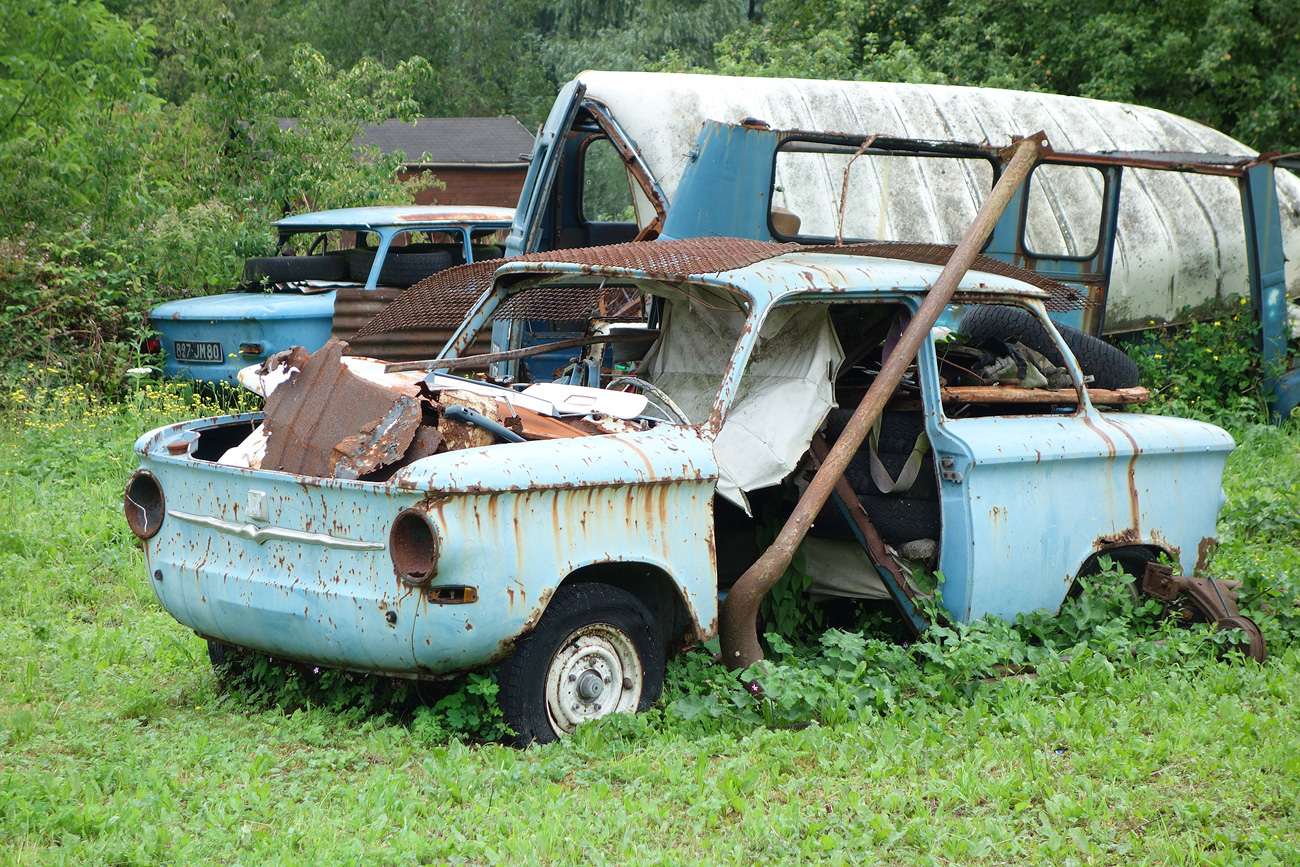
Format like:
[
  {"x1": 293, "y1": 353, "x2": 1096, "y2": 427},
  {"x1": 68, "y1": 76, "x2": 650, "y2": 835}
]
[
  {"x1": 575, "y1": 71, "x2": 1300, "y2": 329},
  {"x1": 274, "y1": 205, "x2": 515, "y2": 232}
]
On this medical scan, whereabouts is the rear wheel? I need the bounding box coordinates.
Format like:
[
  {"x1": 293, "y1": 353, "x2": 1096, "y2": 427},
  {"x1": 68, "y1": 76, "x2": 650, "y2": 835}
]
[{"x1": 497, "y1": 583, "x2": 664, "y2": 747}]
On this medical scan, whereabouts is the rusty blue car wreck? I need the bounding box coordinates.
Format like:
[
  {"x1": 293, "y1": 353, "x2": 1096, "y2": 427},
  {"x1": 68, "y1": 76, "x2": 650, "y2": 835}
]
[{"x1": 126, "y1": 222, "x2": 1265, "y2": 744}]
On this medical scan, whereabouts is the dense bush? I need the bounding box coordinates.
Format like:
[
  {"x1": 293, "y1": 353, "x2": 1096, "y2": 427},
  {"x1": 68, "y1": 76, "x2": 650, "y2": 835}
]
[{"x1": 1, "y1": 3, "x2": 430, "y2": 394}]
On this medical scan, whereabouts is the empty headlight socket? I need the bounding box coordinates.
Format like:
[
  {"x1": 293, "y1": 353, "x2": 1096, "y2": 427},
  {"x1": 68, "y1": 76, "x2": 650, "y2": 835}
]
[
  {"x1": 124, "y1": 471, "x2": 165, "y2": 540},
  {"x1": 389, "y1": 508, "x2": 440, "y2": 586}
]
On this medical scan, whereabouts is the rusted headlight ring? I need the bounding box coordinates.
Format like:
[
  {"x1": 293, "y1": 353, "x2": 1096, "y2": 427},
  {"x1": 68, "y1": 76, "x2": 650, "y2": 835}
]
[
  {"x1": 124, "y1": 471, "x2": 165, "y2": 540},
  {"x1": 390, "y1": 508, "x2": 440, "y2": 586}
]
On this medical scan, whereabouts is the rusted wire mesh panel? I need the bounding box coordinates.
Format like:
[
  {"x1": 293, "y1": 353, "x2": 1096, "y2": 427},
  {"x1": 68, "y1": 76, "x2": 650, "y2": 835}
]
[
  {"x1": 826, "y1": 242, "x2": 1093, "y2": 312},
  {"x1": 355, "y1": 237, "x2": 1090, "y2": 339},
  {"x1": 494, "y1": 285, "x2": 642, "y2": 322},
  {"x1": 353, "y1": 238, "x2": 794, "y2": 337}
]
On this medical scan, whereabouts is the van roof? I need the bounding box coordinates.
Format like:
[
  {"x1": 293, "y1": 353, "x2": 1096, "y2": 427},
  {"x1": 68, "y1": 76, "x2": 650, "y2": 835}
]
[{"x1": 570, "y1": 71, "x2": 1300, "y2": 329}]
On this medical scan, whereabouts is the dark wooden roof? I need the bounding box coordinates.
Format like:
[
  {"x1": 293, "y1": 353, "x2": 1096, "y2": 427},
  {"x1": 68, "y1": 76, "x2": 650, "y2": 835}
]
[
  {"x1": 277, "y1": 116, "x2": 534, "y2": 166},
  {"x1": 357, "y1": 117, "x2": 534, "y2": 166}
]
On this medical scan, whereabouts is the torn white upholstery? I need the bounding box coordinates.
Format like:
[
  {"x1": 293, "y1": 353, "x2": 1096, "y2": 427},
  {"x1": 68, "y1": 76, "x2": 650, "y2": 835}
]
[{"x1": 642, "y1": 297, "x2": 844, "y2": 511}]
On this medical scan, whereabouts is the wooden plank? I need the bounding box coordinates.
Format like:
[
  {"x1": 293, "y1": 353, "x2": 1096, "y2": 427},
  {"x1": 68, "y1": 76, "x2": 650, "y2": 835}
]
[{"x1": 938, "y1": 385, "x2": 1150, "y2": 405}]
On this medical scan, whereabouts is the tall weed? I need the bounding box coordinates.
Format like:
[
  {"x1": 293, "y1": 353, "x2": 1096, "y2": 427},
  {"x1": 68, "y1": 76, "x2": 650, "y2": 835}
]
[{"x1": 1129, "y1": 297, "x2": 1275, "y2": 425}]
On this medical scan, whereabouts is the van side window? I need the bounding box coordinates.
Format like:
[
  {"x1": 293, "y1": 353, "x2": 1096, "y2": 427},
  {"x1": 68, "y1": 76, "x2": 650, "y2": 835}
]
[
  {"x1": 771, "y1": 141, "x2": 994, "y2": 245},
  {"x1": 1023, "y1": 164, "x2": 1105, "y2": 258},
  {"x1": 582, "y1": 138, "x2": 636, "y2": 223}
]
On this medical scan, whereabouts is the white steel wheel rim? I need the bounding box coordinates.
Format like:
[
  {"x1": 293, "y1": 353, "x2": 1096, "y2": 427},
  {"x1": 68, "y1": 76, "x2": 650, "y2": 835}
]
[{"x1": 544, "y1": 623, "x2": 643, "y2": 736}]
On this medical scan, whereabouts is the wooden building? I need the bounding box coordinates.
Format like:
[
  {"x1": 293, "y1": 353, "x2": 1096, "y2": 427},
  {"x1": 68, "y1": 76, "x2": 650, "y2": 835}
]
[{"x1": 355, "y1": 117, "x2": 534, "y2": 208}]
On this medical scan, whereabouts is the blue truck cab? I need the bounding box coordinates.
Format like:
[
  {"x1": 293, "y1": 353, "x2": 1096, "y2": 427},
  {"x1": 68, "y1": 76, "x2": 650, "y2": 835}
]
[{"x1": 149, "y1": 205, "x2": 513, "y2": 385}]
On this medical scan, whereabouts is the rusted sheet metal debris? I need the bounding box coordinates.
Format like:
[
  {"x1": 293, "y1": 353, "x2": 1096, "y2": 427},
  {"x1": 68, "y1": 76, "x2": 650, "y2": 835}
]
[
  {"x1": 331, "y1": 394, "x2": 423, "y2": 480},
  {"x1": 436, "y1": 390, "x2": 502, "y2": 451},
  {"x1": 333, "y1": 285, "x2": 493, "y2": 364},
  {"x1": 261, "y1": 338, "x2": 422, "y2": 478},
  {"x1": 719, "y1": 134, "x2": 1047, "y2": 671}
]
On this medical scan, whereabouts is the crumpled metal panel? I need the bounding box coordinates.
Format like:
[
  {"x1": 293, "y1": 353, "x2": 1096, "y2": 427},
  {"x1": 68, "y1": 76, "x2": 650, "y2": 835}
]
[{"x1": 261, "y1": 339, "x2": 421, "y2": 479}]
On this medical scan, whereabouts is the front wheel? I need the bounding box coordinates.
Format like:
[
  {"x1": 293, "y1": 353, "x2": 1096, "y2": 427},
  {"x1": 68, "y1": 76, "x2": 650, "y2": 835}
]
[
  {"x1": 497, "y1": 583, "x2": 664, "y2": 747},
  {"x1": 206, "y1": 639, "x2": 250, "y2": 686}
]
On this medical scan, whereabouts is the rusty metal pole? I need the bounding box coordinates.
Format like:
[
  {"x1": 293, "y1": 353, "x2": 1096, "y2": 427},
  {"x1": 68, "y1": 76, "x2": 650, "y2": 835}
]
[{"x1": 719, "y1": 134, "x2": 1048, "y2": 671}]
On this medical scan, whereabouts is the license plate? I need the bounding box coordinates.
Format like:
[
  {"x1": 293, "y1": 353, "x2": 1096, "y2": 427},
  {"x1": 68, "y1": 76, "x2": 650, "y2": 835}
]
[{"x1": 174, "y1": 340, "x2": 223, "y2": 363}]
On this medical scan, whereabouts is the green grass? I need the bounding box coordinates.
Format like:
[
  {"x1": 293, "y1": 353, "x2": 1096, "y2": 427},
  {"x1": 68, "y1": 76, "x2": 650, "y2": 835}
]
[{"x1": 2, "y1": 382, "x2": 1298, "y2": 865}]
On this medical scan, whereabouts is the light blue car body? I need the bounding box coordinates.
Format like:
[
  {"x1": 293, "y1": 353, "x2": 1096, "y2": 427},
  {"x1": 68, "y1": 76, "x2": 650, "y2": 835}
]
[
  {"x1": 131, "y1": 248, "x2": 1233, "y2": 678},
  {"x1": 151, "y1": 206, "x2": 514, "y2": 386}
]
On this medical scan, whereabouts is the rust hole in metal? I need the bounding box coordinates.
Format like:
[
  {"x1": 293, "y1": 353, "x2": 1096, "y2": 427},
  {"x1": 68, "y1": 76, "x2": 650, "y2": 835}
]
[
  {"x1": 124, "y1": 471, "x2": 165, "y2": 540},
  {"x1": 390, "y1": 509, "x2": 439, "y2": 585}
]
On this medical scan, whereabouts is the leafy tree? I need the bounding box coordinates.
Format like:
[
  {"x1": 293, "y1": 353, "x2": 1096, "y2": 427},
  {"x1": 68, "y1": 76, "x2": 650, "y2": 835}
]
[
  {"x1": 539, "y1": 0, "x2": 750, "y2": 87},
  {"x1": 0, "y1": 1, "x2": 434, "y2": 390},
  {"x1": 0, "y1": 0, "x2": 158, "y2": 231},
  {"x1": 709, "y1": 0, "x2": 1300, "y2": 152}
]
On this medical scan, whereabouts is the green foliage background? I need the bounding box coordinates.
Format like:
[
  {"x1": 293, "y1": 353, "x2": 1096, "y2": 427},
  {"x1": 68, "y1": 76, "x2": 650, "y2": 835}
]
[{"x1": 3, "y1": 0, "x2": 1299, "y2": 391}]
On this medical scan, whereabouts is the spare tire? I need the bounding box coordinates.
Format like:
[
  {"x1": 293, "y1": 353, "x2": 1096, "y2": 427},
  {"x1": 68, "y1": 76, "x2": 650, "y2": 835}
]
[
  {"x1": 242, "y1": 255, "x2": 348, "y2": 284},
  {"x1": 378, "y1": 250, "x2": 456, "y2": 288},
  {"x1": 812, "y1": 495, "x2": 941, "y2": 544},
  {"x1": 342, "y1": 248, "x2": 377, "y2": 283},
  {"x1": 957, "y1": 304, "x2": 1139, "y2": 390}
]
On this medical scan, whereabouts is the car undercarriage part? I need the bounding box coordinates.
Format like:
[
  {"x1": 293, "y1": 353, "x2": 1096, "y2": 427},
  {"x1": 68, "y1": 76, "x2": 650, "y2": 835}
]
[
  {"x1": 719, "y1": 134, "x2": 1047, "y2": 671},
  {"x1": 1141, "y1": 562, "x2": 1267, "y2": 662}
]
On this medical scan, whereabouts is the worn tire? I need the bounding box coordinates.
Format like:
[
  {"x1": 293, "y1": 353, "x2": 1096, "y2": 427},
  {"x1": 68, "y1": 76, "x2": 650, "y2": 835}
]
[
  {"x1": 471, "y1": 244, "x2": 504, "y2": 261},
  {"x1": 378, "y1": 250, "x2": 456, "y2": 288},
  {"x1": 342, "y1": 248, "x2": 377, "y2": 282},
  {"x1": 957, "y1": 304, "x2": 1139, "y2": 390},
  {"x1": 822, "y1": 409, "x2": 937, "y2": 498},
  {"x1": 206, "y1": 639, "x2": 250, "y2": 685},
  {"x1": 857, "y1": 495, "x2": 941, "y2": 543},
  {"x1": 813, "y1": 494, "x2": 941, "y2": 544},
  {"x1": 497, "y1": 583, "x2": 664, "y2": 747},
  {"x1": 242, "y1": 255, "x2": 348, "y2": 284}
]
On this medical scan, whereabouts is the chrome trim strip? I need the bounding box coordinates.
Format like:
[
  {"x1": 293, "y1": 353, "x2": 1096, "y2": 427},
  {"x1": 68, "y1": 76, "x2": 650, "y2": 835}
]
[{"x1": 169, "y1": 509, "x2": 385, "y2": 551}]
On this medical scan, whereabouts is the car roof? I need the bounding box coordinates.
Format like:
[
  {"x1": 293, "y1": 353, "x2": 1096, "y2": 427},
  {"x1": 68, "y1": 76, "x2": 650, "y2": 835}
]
[
  {"x1": 274, "y1": 205, "x2": 515, "y2": 232},
  {"x1": 355, "y1": 237, "x2": 1075, "y2": 340},
  {"x1": 493, "y1": 245, "x2": 1054, "y2": 310}
]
